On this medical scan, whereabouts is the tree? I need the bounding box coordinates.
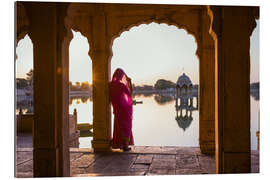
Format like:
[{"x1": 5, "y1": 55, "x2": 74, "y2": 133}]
[
  {"x1": 75, "y1": 81, "x2": 80, "y2": 87},
  {"x1": 16, "y1": 78, "x2": 28, "y2": 89},
  {"x1": 154, "y1": 79, "x2": 175, "y2": 90},
  {"x1": 143, "y1": 85, "x2": 154, "y2": 90},
  {"x1": 80, "y1": 81, "x2": 90, "y2": 91},
  {"x1": 69, "y1": 81, "x2": 75, "y2": 91},
  {"x1": 26, "y1": 69, "x2": 33, "y2": 86},
  {"x1": 73, "y1": 82, "x2": 81, "y2": 91}
]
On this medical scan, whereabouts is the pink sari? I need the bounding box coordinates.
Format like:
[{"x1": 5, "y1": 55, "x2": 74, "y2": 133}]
[{"x1": 109, "y1": 68, "x2": 134, "y2": 149}]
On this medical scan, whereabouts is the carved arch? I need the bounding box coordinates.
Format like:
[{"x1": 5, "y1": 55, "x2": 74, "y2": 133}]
[
  {"x1": 67, "y1": 4, "x2": 205, "y2": 62},
  {"x1": 108, "y1": 18, "x2": 201, "y2": 63}
]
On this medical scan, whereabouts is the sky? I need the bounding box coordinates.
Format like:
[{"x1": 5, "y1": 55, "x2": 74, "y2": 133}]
[{"x1": 15, "y1": 20, "x2": 259, "y2": 86}]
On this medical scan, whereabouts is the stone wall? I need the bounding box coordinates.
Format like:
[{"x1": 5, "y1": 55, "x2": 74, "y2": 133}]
[{"x1": 16, "y1": 109, "x2": 79, "y2": 148}]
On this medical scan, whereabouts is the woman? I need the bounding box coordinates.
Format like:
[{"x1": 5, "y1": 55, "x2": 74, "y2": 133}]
[{"x1": 109, "y1": 68, "x2": 134, "y2": 151}]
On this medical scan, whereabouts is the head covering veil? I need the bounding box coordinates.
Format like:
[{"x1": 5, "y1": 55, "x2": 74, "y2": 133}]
[{"x1": 109, "y1": 68, "x2": 134, "y2": 149}]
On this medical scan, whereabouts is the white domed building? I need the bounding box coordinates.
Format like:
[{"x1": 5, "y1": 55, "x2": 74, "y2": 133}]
[
  {"x1": 176, "y1": 73, "x2": 193, "y2": 95},
  {"x1": 175, "y1": 73, "x2": 194, "y2": 108}
]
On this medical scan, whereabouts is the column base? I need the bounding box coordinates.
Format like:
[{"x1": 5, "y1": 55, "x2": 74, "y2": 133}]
[
  {"x1": 199, "y1": 141, "x2": 215, "y2": 155},
  {"x1": 91, "y1": 139, "x2": 111, "y2": 152},
  {"x1": 222, "y1": 152, "x2": 251, "y2": 173},
  {"x1": 33, "y1": 147, "x2": 59, "y2": 177}
]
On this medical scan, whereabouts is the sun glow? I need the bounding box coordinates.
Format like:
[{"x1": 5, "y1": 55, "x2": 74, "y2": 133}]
[{"x1": 69, "y1": 30, "x2": 92, "y2": 84}]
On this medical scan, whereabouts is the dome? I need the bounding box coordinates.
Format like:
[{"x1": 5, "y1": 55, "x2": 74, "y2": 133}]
[
  {"x1": 176, "y1": 73, "x2": 192, "y2": 87},
  {"x1": 175, "y1": 112, "x2": 193, "y2": 131}
]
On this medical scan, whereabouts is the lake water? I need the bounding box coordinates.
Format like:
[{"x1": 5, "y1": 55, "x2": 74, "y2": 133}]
[{"x1": 69, "y1": 93, "x2": 259, "y2": 150}]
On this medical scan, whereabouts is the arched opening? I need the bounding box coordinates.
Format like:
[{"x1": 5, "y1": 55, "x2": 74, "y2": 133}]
[
  {"x1": 111, "y1": 22, "x2": 199, "y2": 147},
  {"x1": 16, "y1": 34, "x2": 34, "y2": 153},
  {"x1": 250, "y1": 19, "x2": 260, "y2": 151},
  {"x1": 15, "y1": 34, "x2": 35, "y2": 177},
  {"x1": 69, "y1": 30, "x2": 93, "y2": 148},
  {"x1": 14, "y1": 3, "x2": 260, "y2": 176},
  {"x1": 16, "y1": 34, "x2": 34, "y2": 115}
]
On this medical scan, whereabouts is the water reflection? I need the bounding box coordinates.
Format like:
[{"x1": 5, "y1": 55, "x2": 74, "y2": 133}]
[
  {"x1": 174, "y1": 94, "x2": 198, "y2": 131},
  {"x1": 60, "y1": 90, "x2": 259, "y2": 149},
  {"x1": 14, "y1": 89, "x2": 259, "y2": 149},
  {"x1": 154, "y1": 94, "x2": 174, "y2": 105},
  {"x1": 175, "y1": 108, "x2": 193, "y2": 131},
  {"x1": 16, "y1": 104, "x2": 34, "y2": 114},
  {"x1": 250, "y1": 89, "x2": 259, "y2": 101},
  {"x1": 69, "y1": 95, "x2": 93, "y2": 106}
]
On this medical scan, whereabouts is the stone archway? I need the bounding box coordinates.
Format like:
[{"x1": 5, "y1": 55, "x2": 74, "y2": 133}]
[
  {"x1": 16, "y1": 2, "x2": 259, "y2": 176},
  {"x1": 68, "y1": 3, "x2": 216, "y2": 154}
]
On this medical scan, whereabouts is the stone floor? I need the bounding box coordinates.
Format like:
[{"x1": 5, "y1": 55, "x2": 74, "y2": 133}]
[
  {"x1": 15, "y1": 133, "x2": 259, "y2": 177},
  {"x1": 16, "y1": 146, "x2": 259, "y2": 177}
]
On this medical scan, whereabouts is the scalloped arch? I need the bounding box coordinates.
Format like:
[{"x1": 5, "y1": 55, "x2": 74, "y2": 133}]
[{"x1": 109, "y1": 18, "x2": 201, "y2": 62}]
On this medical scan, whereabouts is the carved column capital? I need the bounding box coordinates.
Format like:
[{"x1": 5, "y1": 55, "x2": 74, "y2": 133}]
[
  {"x1": 16, "y1": 2, "x2": 30, "y2": 45},
  {"x1": 248, "y1": 7, "x2": 259, "y2": 37},
  {"x1": 208, "y1": 6, "x2": 259, "y2": 40}
]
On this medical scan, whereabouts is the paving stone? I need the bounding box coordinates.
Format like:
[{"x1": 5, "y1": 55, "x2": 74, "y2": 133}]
[
  {"x1": 70, "y1": 148, "x2": 93, "y2": 153},
  {"x1": 132, "y1": 146, "x2": 147, "y2": 153},
  {"x1": 131, "y1": 164, "x2": 150, "y2": 169},
  {"x1": 197, "y1": 154, "x2": 215, "y2": 174},
  {"x1": 176, "y1": 155, "x2": 199, "y2": 169},
  {"x1": 71, "y1": 154, "x2": 97, "y2": 168},
  {"x1": 144, "y1": 146, "x2": 163, "y2": 154},
  {"x1": 73, "y1": 171, "x2": 146, "y2": 177},
  {"x1": 251, "y1": 151, "x2": 260, "y2": 173},
  {"x1": 251, "y1": 152, "x2": 259, "y2": 166},
  {"x1": 71, "y1": 167, "x2": 86, "y2": 175},
  {"x1": 161, "y1": 147, "x2": 178, "y2": 154},
  {"x1": 154, "y1": 154, "x2": 175, "y2": 159},
  {"x1": 16, "y1": 148, "x2": 33, "y2": 152},
  {"x1": 70, "y1": 152, "x2": 84, "y2": 162},
  {"x1": 16, "y1": 172, "x2": 33, "y2": 178},
  {"x1": 177, "y1": 147, "x2": 197, "y2": 155},
  {"x1": 101, "y1": 154, "x2": 137, "y2": 172},
  {"x1": 15, "y1": 147, "x2": 260, "y2": 176},
  {"x1": 134, "y1": 154, "x2": 153, "y2": 164},
  {"x1": 16, "y1": 152, "x2": 33, "y2": 165},
  {"x1": 133, "y1": 146, "x2": 163, "y2": 154},
  {"x1": 150, "y1": 158, "x2": 176, "y2": 170},
  {"x1": 175, "y1": 168, "x2": 206, "y2": 174},
  {"x1": 85, "y1": 154, "x2": 121, "y2": 173},
  {"x1": 251, "y1": 164, "x2": 259, "y2": 173},
  {"x1": 147, "y1": 169, "x2": 175, "y2": 175},
  {"x1": 16, "y1": 160, "x2": 33, "y2": 173}
]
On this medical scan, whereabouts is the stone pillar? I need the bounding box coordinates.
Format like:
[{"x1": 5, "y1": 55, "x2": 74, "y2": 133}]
[
  {"x1": 208, "y1": 6, "x2": 259, "y2": 173},
  {"x1": 24, "y1": 2, "x2": 71, "y2": 177},
  {"x1": 197, "y1": 8, "x2": 216, "y2": 155},
  {"x1": 88, "y1": 7, "x2": 112, "y2": 152}
]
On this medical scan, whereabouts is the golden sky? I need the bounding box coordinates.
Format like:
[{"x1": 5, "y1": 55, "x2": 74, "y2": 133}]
[{"x1": 16, "y1": 21, "x2": 259, "y2": 86}]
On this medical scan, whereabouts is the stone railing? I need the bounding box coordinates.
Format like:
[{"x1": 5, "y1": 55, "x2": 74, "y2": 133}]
[{"x1": 16, "y1": 108, "x2": 80, "y2": 147}]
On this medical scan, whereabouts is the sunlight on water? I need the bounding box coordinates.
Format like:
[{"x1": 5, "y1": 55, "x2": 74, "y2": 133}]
[
  {"x1": 68, "y1": 94, "x2": 259, "y2": 150},
  {"x1": 250, "y1": 95, "x2": 259, "y2": 150},
  {"x1": 131, "y1": 95, "x2": 199, "y2": 147},
  {"x1": 69, "y1": 97, "x2": 93, "y2": 148}
]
